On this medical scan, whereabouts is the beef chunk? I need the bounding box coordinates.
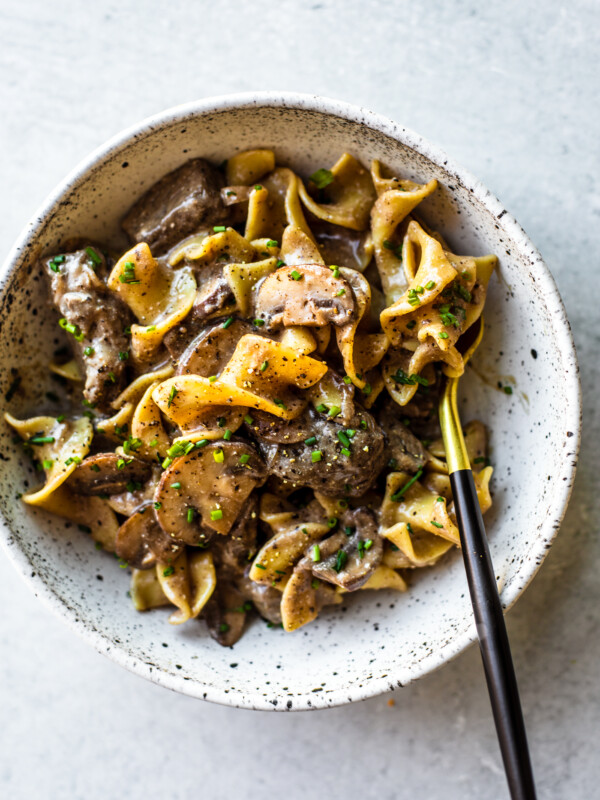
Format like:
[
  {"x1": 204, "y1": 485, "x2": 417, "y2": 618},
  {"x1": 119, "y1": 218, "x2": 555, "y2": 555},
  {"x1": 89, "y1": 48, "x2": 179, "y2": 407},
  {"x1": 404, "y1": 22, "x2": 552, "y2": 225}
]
[
  {"x1": 44, "y1": 248, "x2": 132, "y2": 411},
  {"x1": 122, "y1": 158, "x2": 228, "y2": 255}
]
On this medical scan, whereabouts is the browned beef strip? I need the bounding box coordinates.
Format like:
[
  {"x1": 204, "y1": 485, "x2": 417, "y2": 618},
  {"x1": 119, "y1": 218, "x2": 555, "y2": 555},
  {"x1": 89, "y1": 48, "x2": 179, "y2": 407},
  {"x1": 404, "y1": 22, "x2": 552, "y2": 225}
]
[
  {"x1": 254, "y1": 407, "x2": 385, "y2": 497},
  {"x1": 122, "y1": 159, "x2": 228, "y2": 255},
  {"x1": 44, "y1": 248, "x2": 132, "y2": 411}
]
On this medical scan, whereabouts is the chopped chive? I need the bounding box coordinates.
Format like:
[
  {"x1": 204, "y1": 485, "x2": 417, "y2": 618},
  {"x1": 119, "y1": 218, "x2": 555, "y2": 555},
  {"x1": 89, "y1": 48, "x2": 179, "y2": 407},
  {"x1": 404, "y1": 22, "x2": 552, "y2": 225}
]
[
  {"x1": 42, "y1": 459, "x2": 53, "y2": 470},
  {"x1": 167, "y1": 385, "x2": 179, "y2": 407},
  {"x1": 208, "y1": 375, "x2": 218, "y2": 382},
  {"x1": 217, "y1": 417, "x2": 226, "y2": 427},
  {"x1": 213, "y1": 449, "x2": 224, "y2": 463},
  {"x1": 195, "y1": 439, "x2": 209, "y2": 448},
  {"x1": 266, "y1": 240, "x2": 278, "y2": 248},
  {"x1": 343, "y1": 375, "x2": 353, "y2": 384},
  {"x1": 83, "y1": 346, "x2": 94, "y2": 357},
  {"x1": 316, "y1": 403, "x2": 328, "y2": 413},
  {"x1": 312, "y1": 544, "x2": 321, "y2": 562},
  {"x1": 85, "y1": 246, "x2": 102, "y2": 265},
  {"x1": 244, "y1": 415, "x2": 254, "y2": 425},
  {"x1": 90, "y1": 464, "x2": 101, "y2": 473},
  {"x1": 364, "y1": 539, "x2": 373, "y2": 550},
  {"x1": 255, "y1": 562, "x2": 266, "y2": 570},
  {"x1": 210, "y1": 508, "x2": 223, "y2": 520},
  {"x1": 187, "y1": 508, "x2": 195, "y2": 523},
  {"x1": 290, "y1": 269, "x2": 302, "y2": 281},
  {"x1": 146, "y1": 325, "x2": 157, "y2": 332},
  {"x1": 431, "y1": 520, "x2": 444, "y2": 529},
  {"x1": 335, "y1": 288, "x2": 346, "y2": 296},
  {"x1": 29, "y1": 436, "x2": 55, "y2": 444},
  {"x1": 118, "y1": 351, "x2": 129, "y2": 361},
  {"x1": 439, "y1": 331, "x2": 449, "y2": 339},
  {"x1": 345, "y1": 429, "x2": 356, "y2": 438},
  {"x1": 161, "y1": 457, "x2": 173, "y2": 469},
  {"x1": 253, "y1": 318, "x2": 264, "y2": 327},
  {"x1": 149, "y1": 438, "x2": 158, "y2": 447},
  {"x1": 327, "y1": 517, "x2": 338, "y2": 528},
  {"x1": 154, "y1": 501, "x2": 162, "y2": 510},
  {"x1": 260, "y1": 360, "x2": 269, "y2": 372},
  {"x1": 334, "y1": 550, "x2": 348, "y2": 573},
  {"x1": 341, "y1": 447, "x2": 351, "y2": 457},
  {"x1": 360, "y1": 419, "x2": 367, "y2": 429},
  {"x1": 503, "y1": 386, "x2": 513, "y2": 395},
  {"x1": 304, "y1": 435, "x2": 317, "y2": 446},
  {"x1": 425, "y1": 280, "x2": 436, "y2": 290},
  {"x1": 337, "y1": 431, "x2": 350, "y2": 448},
  {"x1": 276, "y1": 259, "x2": 285, "y2": 268},
  {"x1": 239, "y1": 453, "x2": 250, "y2": 464},
  {"x1": 311, "y1": 450, "x2": 322, "y2": 463},
  {"x1": 362, "y1": 383, "x2": 372, "y2": 396},
  {"x1": 254, "y1": 184, "x2": 263, "y2": 191},
  {"x1": 332, "y1": 267, "x2": 340, "y2": 278},
  {"x1": 391, "y1": 467, "x2": 424, "y2": 501},
  {"x1": 328, "y1": 405, "x2": 341, "y2": 418},
  {"x1": 171, "y1": 481, "x2": 181, "y2": 490},
  {"x1": 163, "y1": 566, "x2": 175, "y2": 577},
  {"x1": 64, "y1": 455, "x2": 82, "y2": 466},
  {"x1": 56, "y1": 414, "x2": 65, "y2": 423},
  {"x1": 222, "y1": 316, "x2": 234, "y2": 329},
  {"x1": 273, "y1": 398, "x2": 287, "y2": 409},
  {"x1": 223, "y1": 429, "x2": 232, "y2": 441},
  {"x1": 213, "y1": 225, "x2": 227, "y2": 232},
  {"x1": 309, "y1": 168, "x2": 334, "y2": 189}
]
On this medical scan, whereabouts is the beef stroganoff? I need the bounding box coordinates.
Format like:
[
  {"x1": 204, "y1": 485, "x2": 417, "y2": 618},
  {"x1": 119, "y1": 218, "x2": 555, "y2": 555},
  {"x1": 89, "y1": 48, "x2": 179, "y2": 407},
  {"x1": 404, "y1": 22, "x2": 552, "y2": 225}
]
[{"x1": 5, "y1": 150, "x2": 496, "y2": 645}]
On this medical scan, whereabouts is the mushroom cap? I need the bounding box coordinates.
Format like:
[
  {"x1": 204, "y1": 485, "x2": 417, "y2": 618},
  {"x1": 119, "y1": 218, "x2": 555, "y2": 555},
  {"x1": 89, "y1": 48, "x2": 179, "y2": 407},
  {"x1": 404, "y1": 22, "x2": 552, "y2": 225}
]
[
  {"x1": 69, "y1": 453, "x2": 152, "y2": 495},
  {"x1": 254, "y1": 264, "x2": 355, "y2": 330},
  {"x1": 176, "y1": 318, "x2": 254, "y2": 377},
  {"x1": 154, "y1": 441, "x2": 266, "y2": 543},
  {"x1": 115, "y1": 503, "x2": 183, "y2": 569}
]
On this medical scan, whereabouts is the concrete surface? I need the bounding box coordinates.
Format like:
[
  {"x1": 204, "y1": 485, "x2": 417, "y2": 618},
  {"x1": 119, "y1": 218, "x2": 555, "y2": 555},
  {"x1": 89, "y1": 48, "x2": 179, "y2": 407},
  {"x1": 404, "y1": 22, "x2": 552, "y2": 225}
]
[{"x1": 0, "y1": 1, "x2": 598, "y2": 798}]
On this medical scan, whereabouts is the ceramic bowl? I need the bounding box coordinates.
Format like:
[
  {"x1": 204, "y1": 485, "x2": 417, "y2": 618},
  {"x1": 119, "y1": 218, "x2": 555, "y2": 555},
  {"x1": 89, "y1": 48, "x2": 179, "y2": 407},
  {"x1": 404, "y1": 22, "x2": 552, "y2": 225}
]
[{"x1": 0, "y1": 93, "x2": 581, "y2": 710}]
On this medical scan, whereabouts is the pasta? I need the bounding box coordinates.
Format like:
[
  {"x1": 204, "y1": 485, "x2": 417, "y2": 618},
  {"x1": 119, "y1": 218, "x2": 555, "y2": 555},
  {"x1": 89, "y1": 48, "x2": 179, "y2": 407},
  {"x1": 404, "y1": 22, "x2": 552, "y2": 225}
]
[{"x1": 5, "y1": 149, "x2": 497, "y2": 645}]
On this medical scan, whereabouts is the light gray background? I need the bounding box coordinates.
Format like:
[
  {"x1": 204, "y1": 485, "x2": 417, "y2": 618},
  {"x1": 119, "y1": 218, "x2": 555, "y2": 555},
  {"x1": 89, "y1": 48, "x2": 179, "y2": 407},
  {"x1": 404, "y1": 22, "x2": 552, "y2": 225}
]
[{"x1": 1, "y1": 1, "x2": 598, "y2": 798}]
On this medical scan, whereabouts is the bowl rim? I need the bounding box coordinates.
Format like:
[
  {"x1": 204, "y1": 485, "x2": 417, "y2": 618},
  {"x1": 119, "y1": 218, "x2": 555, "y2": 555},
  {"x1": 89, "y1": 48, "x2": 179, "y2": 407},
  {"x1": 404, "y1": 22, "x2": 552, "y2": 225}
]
[{"x1": 0, "y1": 92, "x2": 582, "y2": 710}]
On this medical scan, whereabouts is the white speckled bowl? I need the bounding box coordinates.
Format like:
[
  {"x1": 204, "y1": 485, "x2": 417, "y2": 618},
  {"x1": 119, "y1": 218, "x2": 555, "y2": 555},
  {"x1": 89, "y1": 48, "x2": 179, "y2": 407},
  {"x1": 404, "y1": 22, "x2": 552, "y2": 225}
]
[{"x1": 0, "y1": 93, "x2": 581, "y2": 710}]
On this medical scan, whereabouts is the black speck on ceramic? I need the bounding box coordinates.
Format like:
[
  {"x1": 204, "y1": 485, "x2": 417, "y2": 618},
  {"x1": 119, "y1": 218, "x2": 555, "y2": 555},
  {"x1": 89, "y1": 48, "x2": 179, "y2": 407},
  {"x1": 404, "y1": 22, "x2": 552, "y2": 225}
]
[{"x1": 0, "y1": 93, "x2": 581, "y2": 711}]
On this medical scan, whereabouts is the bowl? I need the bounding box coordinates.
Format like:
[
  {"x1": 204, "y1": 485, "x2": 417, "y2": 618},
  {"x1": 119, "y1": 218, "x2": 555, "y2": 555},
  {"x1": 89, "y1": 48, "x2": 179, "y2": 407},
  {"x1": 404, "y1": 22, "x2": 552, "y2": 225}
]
[{"x1": 0, "y1": 93, "x2": 581, "y2": 710}]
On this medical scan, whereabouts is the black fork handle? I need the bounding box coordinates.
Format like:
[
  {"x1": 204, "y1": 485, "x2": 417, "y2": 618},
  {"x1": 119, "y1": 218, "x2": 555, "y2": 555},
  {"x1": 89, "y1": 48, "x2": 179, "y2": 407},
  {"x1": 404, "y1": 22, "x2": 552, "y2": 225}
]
[{"x1": 450, "y1": 469, "x2": 537, "y2": 800}]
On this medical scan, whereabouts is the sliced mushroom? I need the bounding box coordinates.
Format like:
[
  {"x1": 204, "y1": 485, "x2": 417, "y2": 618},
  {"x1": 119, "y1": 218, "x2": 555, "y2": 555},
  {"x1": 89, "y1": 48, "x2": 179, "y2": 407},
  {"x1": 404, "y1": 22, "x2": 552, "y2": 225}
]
[
  {"x1": 115, "y1": 503, "x2": 183, "y2": 569},
  {"x1": 154, "y1": 441, "x2": 266, "y2": 543},
  {"x1": 69, "y1": 452, "x2": 152, "y2": 495},
  {"x1": 106, "y1": 465, "x2": 161, "y2": 516},
  {"x1": 377, "y1": 399, "x2": 428, "y2": 474},
  {"x1": 258, "y1": 407, "x2": 385, "y2": 497},
  {"x1": 307, "y1": 508, "x2": 383, "y2": 591},
  {"x1": 203, "y1": 577, "x2": 249, "y2": 646},
  {"x1": 239, "y1": 571, "x2": 283, "y2": 625},
  {"x1": 176, "y1": 318, "x2": 254, "y2": 377},
  {"x1": 122, "y1": 158, "x2": 228, "y2": 255},
  {"x1": 254, "y1": 264, "x2": 355, "y2": 330}
]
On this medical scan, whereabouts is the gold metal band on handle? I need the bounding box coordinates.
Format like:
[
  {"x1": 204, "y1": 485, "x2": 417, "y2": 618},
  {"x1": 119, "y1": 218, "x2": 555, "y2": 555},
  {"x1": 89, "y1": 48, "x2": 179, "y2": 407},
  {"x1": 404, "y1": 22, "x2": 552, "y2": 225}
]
[{"x1": 439, "y1": 377, "x2": 471, "y2": 474}]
